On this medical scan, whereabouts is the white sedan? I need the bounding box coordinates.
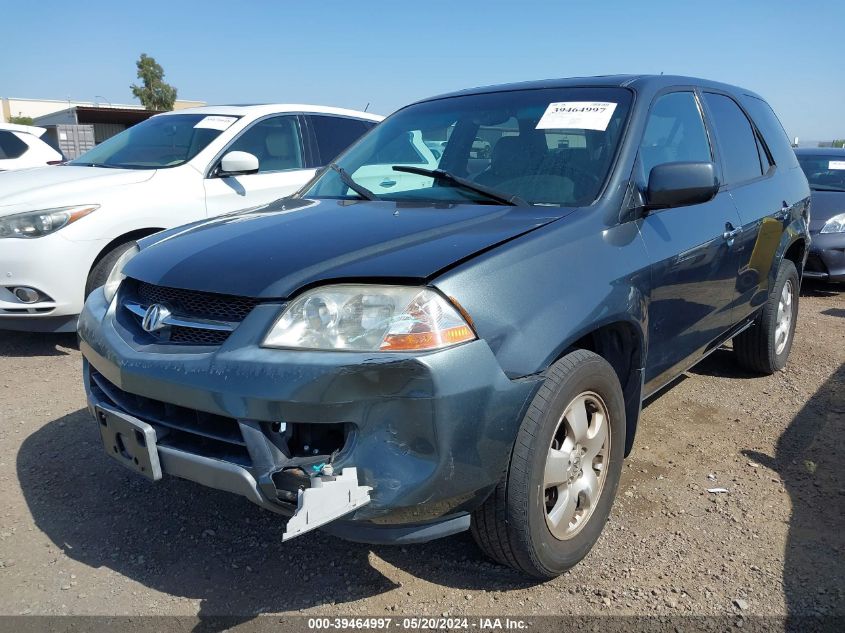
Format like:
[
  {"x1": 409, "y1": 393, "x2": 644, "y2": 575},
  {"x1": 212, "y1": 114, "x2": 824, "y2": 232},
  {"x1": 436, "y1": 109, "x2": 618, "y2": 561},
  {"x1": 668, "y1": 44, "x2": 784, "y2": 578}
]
[
  {"x1": 0, "y1": 123, "x2": 64, "y2": 171},
  {"x1": 0, "y1": 104, "x2": 382, "y2": 332}
]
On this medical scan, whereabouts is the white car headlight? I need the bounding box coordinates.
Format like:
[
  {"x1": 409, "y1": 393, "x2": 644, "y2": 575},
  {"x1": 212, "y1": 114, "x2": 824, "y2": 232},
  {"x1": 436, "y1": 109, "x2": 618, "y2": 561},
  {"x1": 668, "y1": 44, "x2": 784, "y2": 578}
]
[
  {"x1": 0, "y1": 205, "x2": 99, "y2": 239},
  {"x1": 102, "y1": 245, "x2": 140, "y2": 303},
  {"x1": 263, "y1": 285, "x2": 476, "y2": 352},
  {"x1": 820, "y1": 212, "x2": 845, "y2": 234}
]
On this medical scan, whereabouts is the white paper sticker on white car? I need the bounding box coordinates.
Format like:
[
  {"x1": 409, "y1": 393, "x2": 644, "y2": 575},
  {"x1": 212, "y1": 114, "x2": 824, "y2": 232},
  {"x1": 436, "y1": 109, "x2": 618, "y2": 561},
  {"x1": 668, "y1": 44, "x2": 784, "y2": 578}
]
[
  {"x1": 536, "y1": 102, "x2": 617, "y2": 131},
  {"x1": 194, "y1": 115, "x2": 238, "y2": 131},
  {"x1": 829, "y1": 160, "x2": 845, "y2": 170}
]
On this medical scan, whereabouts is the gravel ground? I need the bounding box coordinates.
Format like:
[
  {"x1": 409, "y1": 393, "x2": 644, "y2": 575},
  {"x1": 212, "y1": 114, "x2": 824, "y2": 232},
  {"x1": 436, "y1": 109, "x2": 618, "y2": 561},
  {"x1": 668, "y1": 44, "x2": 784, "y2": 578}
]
[{"x1": 0, "y1": 283, "x2": 842, "y2": 623}]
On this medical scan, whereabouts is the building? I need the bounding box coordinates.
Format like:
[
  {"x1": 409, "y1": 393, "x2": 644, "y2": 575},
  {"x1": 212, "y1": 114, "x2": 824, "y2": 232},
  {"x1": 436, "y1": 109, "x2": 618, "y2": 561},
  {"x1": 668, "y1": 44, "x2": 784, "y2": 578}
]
[{"x1": 1, "y1": 97, "x2": 206, "y2": 143}]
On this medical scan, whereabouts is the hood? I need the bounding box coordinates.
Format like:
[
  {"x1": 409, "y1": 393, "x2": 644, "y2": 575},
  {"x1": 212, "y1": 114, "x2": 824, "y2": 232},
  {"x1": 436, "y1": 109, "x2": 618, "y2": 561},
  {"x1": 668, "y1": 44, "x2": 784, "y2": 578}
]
[
  {"x1": 0, "y1": 166, "x2": 155, "y2": 214},
  {"x1": 127, "y1": 198, "x2": 570, "y2": 298},
  {"x1": 809, "y1": 190, "x2": 845, "y2": 231}
]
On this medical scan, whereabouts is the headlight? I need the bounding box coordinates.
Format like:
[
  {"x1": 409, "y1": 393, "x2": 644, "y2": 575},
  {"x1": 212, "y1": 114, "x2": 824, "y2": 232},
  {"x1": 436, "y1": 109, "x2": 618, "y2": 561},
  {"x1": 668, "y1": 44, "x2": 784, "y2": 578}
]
[
  {"x1": 102, "y1": 245, "x2": 140, "y2": 303},
  {"x1": 0, "y1": 205, "x2": 99, "y2": 239},
  {"x1": 263, "y1": 285, "x2": 476, "y2": 352},
  {"x1": 820, "y1": 212, "x2": 845, "y2": 234}
]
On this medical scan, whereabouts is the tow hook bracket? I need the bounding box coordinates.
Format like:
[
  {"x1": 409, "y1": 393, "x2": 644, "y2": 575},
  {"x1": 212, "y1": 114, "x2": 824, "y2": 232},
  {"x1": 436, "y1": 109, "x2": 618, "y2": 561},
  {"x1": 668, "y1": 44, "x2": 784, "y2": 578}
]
[{"x1": 282, "y1": 467, "x2": 371, "y2": 541}]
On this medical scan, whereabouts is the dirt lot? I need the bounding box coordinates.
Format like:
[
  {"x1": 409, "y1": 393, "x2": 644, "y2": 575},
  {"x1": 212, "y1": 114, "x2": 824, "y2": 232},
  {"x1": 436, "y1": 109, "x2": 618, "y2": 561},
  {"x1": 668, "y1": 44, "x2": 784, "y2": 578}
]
[{"x1": 0, "y1": 283, "x2": 842, "y2": 623}]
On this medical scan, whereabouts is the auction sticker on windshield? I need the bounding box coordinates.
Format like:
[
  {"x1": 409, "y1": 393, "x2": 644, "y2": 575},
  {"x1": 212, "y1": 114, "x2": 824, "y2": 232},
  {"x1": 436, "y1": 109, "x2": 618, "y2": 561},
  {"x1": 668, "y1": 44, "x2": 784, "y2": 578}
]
[
  {"x1": 829, "y1": 160, "x2": 845, "y2": 170},
  {"x1": 194, "y1": 115, "x2": 238, "y2": 131},
  {"x1": 536, "y1": 102, "x2": 617, "y2": 131}
]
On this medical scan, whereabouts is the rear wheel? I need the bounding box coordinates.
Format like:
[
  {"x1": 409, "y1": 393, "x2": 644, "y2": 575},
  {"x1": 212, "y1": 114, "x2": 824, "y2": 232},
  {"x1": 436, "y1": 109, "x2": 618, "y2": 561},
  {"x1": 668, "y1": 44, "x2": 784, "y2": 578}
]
[
  {"x1": 470, "y1": 349, "x2": 625, "y2": 579},
  {"x1": 85, "y1": 241, "x2": 137, "y2": 298},
  {"x1": 734, "y1": 259, "x2": 799, "y2": 374}
]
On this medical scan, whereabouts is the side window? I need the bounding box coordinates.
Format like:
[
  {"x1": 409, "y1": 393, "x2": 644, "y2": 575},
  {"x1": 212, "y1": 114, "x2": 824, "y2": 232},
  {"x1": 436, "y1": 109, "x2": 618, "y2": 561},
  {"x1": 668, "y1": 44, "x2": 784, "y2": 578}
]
[
  {"x1": 365, "y1": 130, "x2": 433, "y2": 165},
  {"x1": 226, "y1": 116, "x2": 303, "y2": 173},
  {"x1": 309, "y1": 115, "x2": 372, "y2": 164},
  {"x1": 639, "y1": 92, "x2": 712, "y2": 182},
  {"x1": 702, "y1": 93, "x2": 764, "y2": 185},
  {"x1": 0, "y1": 131, "x2": 29, "y2": 160},
  {"x1": 740, "y1": 95, "x2": 800, "y2": 169}
]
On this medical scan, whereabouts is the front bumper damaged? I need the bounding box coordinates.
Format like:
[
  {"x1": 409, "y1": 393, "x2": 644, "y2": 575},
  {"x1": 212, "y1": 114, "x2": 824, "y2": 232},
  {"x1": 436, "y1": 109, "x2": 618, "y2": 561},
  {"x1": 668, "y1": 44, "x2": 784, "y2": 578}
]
[
  {"x1": 78, "y1": 288, "x2": 541, "y2": 543},
  {"x1": 282, "y1": 467, "x2": 372, "y2": 541}
]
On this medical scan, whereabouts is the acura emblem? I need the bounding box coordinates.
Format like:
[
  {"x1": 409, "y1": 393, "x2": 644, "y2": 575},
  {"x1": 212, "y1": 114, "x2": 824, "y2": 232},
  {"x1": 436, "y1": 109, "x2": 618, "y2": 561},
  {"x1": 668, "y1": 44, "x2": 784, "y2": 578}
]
[{"x1": 141, "y1": 304, "x2": 171, "y2": 333}]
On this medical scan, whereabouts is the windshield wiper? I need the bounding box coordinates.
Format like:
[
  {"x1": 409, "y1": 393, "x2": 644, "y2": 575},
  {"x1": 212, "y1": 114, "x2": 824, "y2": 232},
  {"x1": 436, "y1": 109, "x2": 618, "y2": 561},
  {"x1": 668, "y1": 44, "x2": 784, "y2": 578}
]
[
  {"x1": 392, "y1": 165, "x2": 529, "y2": 206},
  {"x1": 810, "y1": 185, "x2": 845, "y2": 192},
  {"x1": 68, "y1": 162, "x2": 122, "y2": 169},
  {"x1": 329, "y1": 163, "x2": 378, "y2": 201}
]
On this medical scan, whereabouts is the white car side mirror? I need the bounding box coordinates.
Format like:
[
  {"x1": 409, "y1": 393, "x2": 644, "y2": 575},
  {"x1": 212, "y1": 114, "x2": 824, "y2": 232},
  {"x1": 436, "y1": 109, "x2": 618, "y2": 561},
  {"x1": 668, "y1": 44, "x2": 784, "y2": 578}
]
[{"x1": 219, "y1": 151, "x2": 259, "y2": 177}]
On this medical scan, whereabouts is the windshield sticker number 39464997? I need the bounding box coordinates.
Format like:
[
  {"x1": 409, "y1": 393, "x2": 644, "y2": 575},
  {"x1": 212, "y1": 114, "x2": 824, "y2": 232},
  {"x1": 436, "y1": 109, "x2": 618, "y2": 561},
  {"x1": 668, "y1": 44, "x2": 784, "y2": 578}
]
[{"x1": 536, "y1": 102, "x2": 617, "y2": 131}]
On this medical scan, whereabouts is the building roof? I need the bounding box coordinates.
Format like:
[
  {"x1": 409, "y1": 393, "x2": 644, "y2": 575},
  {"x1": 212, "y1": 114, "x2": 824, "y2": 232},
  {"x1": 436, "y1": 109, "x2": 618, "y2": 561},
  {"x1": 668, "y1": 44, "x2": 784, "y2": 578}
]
[{"x1": 72, "y1": 106, "x2": 158, "y2": 125}]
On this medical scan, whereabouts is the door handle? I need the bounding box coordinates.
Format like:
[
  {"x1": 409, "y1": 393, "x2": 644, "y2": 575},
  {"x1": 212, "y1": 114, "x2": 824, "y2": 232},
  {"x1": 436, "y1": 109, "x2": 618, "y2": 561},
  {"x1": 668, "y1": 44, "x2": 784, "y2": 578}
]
[
  {"x1": 380, "y1": 179, "x2": 397, "y2": 188},
  {"x1": 723, "y1": 223, "x2": 742, "y2": 241}
]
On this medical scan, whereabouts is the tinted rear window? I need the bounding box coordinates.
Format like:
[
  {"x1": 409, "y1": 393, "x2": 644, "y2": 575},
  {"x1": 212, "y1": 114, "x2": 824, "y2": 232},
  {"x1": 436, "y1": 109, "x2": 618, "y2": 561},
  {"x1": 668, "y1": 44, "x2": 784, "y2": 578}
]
[
  {"x1": 703, "y1": 93, "x2": 764, "y2": 185},
  {"x1": 310, "y1": 115, "x2": 373, "y2": 164},
  {"x1": 0, "y1": 131, "x2": 28, "y2": 159},
  {"x1": 740, "y1": 95, "x2": 800, "y2": 169}
]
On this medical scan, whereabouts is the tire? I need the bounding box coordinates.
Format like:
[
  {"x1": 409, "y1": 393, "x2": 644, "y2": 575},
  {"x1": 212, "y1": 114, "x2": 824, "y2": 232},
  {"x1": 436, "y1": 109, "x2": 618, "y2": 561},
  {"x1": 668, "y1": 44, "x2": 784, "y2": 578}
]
[
  {"x1": 85, "y1": 241, "x2": 137, "y2": 298},
  {"x1": 733, "y1": 259, "x2": 799, "y2": 375},
  {"x1": 470, "y1": 349, "x2": 626, "y2": 579}
]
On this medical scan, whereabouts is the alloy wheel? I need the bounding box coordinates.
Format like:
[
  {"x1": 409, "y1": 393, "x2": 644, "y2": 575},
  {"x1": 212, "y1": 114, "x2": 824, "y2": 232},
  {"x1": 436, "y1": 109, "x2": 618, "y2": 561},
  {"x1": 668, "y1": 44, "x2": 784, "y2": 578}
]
[
  {"x1": 775, "y1": 279, "x2": 794, "y2": 355},
  {"x1": 543, "y1": 391, "x2": 610, "y2": 540}
]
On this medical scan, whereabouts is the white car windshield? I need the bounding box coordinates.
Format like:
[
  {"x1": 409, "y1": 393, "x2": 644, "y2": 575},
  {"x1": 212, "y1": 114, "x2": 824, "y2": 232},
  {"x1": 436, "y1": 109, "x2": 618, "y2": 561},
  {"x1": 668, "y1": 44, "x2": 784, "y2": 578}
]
[
  {"x1": 304, "y1": 87, "x2": 632, "y2": 207},
  {"x1": 68, "y1": 113, "x2": 239, "y2": 169}
]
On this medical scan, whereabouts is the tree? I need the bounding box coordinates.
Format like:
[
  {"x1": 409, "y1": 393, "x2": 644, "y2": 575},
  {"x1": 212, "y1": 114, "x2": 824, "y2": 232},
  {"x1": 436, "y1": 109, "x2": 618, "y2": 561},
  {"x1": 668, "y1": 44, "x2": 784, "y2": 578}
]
[
  {"x1": 8, "y1": 115, "x2": 34, "y2": 125},
  {"x1": 130, "y1": 53, "x2": 177, "y2": 111}
]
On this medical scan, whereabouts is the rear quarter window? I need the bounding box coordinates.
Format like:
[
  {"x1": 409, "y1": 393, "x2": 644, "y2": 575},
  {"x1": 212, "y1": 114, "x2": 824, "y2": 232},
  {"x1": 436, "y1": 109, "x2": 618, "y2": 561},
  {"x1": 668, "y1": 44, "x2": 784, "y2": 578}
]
[
  {"x1": 740, "y1": 95, "x2": 800, "y2": 169},
  {"x1": 0, "y1": 131, "x2": 28, "y2": 159},
  {"x1": 309, "y1": 115, "x2": 374, "y2": 164},
  {"x1": 702, "y1": 93, "x2": 764, "y2": 185}
]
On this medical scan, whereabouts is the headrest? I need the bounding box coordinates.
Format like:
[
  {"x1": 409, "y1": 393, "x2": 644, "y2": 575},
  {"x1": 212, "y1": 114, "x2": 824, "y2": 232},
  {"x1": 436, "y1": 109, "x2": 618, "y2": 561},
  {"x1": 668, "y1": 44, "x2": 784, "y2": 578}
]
[
  {"x1": 491, "y1": 136, "x2": 530, "y2": 174},
  {"x1": 265, "y1": 132, "x2": 294, "y2": 158}
]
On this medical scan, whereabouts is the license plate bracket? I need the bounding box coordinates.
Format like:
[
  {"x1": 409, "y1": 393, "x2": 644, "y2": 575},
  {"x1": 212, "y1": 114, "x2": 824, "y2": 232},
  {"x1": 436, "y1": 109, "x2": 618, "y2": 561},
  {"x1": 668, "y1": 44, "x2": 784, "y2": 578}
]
[{"x1": 95, "y1": 404, "x2": 162, "y2": 481}]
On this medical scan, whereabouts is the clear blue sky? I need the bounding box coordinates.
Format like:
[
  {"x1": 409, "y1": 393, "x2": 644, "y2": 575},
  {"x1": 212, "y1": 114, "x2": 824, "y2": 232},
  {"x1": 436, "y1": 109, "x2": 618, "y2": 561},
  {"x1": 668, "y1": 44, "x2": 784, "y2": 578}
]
[{"x1": 1, "y1": 0, "x2": 842, "y2": 141}]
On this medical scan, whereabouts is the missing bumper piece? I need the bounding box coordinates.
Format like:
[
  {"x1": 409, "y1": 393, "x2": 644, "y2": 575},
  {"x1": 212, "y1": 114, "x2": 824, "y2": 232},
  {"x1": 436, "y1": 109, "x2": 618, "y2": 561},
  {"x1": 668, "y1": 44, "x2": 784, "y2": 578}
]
[{"x1": 282, "y1": 467, "x2": 372, "y2": 541}]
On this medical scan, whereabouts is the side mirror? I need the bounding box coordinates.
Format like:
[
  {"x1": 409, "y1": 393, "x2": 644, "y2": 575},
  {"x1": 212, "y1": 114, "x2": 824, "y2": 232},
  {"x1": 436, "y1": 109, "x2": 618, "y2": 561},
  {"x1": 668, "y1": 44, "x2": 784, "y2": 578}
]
[
  {"x1": 646, "y1": 161, "x2": 718, "y2": 210},
  {"x1": 218, "y1": 151, "x2": 259, "y2": 177}
]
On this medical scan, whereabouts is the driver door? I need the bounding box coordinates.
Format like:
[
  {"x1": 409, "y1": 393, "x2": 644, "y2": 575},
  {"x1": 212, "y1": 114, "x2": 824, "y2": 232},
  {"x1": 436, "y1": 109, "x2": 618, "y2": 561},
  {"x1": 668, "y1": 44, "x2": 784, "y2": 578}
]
[
  {"x1": 203, "y1": 115, "x2": 315, "y2": 217},
  {"x1": 638, "y1": 91, "x2": 743, "y2": 393}
]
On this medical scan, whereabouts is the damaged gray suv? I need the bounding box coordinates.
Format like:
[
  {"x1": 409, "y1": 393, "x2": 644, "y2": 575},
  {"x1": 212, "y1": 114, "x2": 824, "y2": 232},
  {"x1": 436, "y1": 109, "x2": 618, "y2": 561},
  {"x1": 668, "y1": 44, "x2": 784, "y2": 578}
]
[{"x1": 78, "y1": 75, "x2": 810, "y2": 578}]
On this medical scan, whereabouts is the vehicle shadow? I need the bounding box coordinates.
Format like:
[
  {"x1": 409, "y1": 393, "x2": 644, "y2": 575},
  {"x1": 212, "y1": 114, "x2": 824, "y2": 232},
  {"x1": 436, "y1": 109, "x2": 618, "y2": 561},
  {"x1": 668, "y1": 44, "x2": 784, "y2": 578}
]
[
  {"x1": 800, "y1": 279, "x2": 844, "y2": 297},
  {"x1": 0, "y1": 331, "x2": 78, "y2": 358},
  {"x1": 17, "y1": 409, "x2": 534, "y2": 629},
  {"x1": 744, "y1": 363, "x2": 845, "y2": 624},
  {"x1": 821, "y1": 308, "x2": 845, "y2": 319},
  {"x1": 687, "y1": 347, "x2": 760, "y2": 380},
  {"x1": 17, "y1": 409, "x2": 400, "y2": 627}
]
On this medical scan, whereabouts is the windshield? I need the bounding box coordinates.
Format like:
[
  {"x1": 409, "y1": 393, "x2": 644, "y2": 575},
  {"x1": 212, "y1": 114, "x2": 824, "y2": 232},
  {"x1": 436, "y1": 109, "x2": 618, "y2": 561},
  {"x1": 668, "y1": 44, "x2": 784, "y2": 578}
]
[
  {"x1": 797, "y1": 154, "x2": 845, "y2": 191},
  {"x1": 304, "y1": 87, "x2": 632, "y2": 206},
  {"x1": 68, "y1": 113, "x2": 238, "y2": 169}
]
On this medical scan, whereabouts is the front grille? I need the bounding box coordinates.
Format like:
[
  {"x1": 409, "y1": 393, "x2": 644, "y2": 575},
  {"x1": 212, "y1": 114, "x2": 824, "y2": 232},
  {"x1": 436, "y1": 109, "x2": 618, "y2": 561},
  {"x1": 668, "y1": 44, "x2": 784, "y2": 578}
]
[
  {"x1": 170, "y1": 326, "x2": 231, "y2": 346},
  {"x1": 121, "y1": 279, "x2": 262, "y2": 347},
  {"x1": 137, "y1": 281, "x2": 260, "y2": 322},
  {"x1": 88, "y1": 367, "x2": 251, "y2": 466}
]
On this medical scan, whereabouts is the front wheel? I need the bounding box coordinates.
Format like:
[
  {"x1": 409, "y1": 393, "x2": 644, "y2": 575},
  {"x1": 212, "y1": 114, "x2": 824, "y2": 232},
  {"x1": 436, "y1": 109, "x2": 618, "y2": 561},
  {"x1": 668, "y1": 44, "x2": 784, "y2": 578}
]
[
  {"x1": 470, "y1": 349, "x2": 625, "y2": 579},
  {"x1": 734, "y1": 259, "x2": 799, "y2": 374},
  {"x1": 85, "y1": 241, "x2": 138, "y2": 298}
]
